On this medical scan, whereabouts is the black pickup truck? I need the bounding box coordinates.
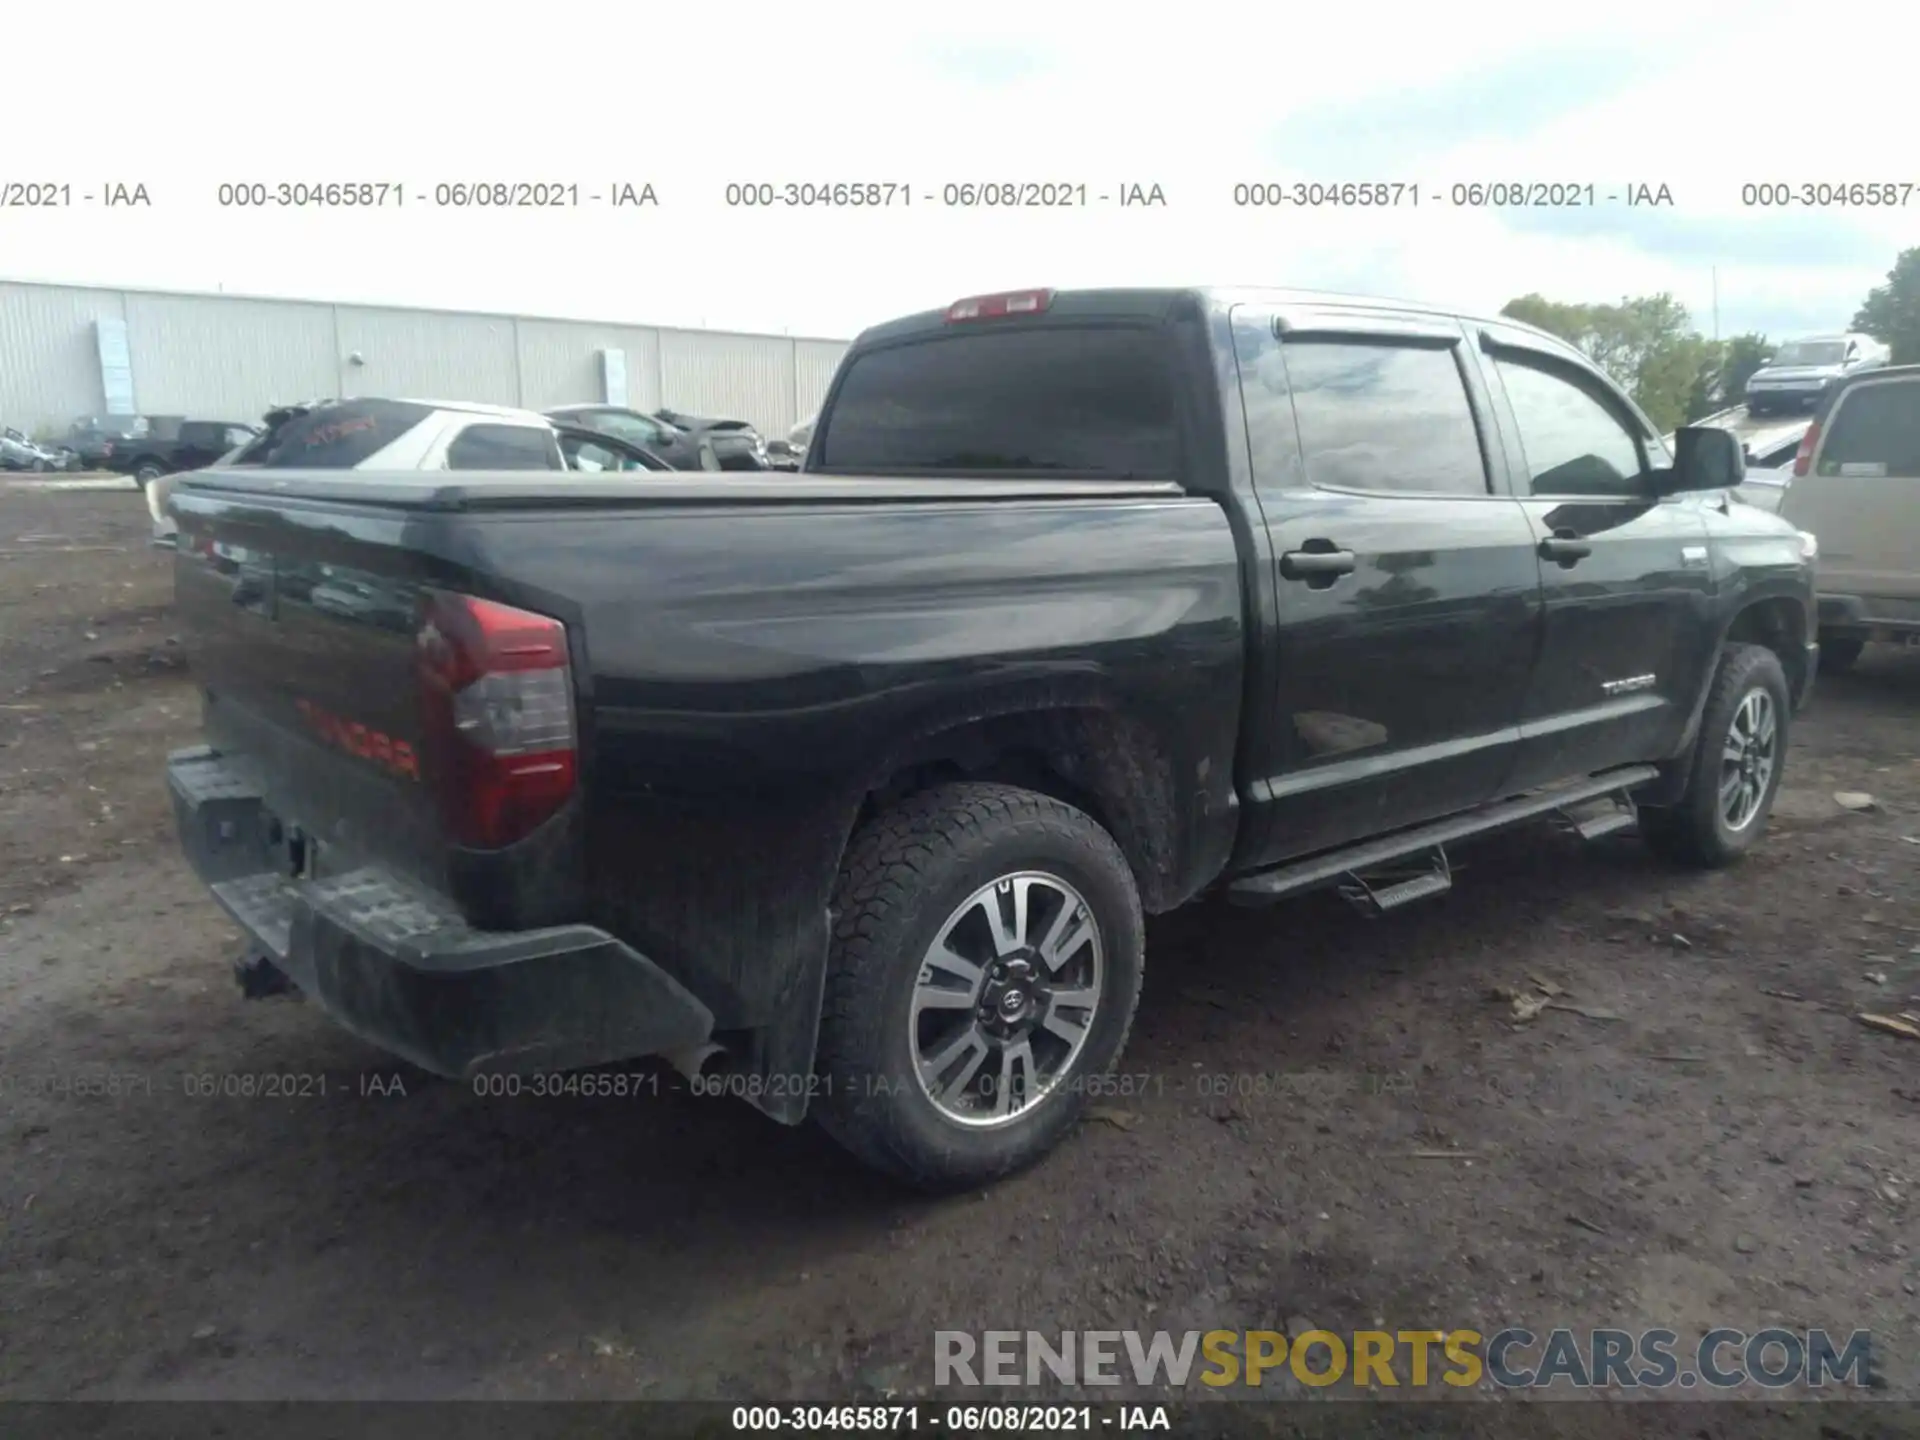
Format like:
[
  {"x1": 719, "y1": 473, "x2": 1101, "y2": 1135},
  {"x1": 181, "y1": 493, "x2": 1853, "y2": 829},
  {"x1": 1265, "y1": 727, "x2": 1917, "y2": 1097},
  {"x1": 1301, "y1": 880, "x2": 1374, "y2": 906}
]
[
  {"x1": 163, "y1": 286, "x2": 1818, "y2": 1190},
  {"x1": 111, "y1": 418, "x2": 260, "y2": 486}
]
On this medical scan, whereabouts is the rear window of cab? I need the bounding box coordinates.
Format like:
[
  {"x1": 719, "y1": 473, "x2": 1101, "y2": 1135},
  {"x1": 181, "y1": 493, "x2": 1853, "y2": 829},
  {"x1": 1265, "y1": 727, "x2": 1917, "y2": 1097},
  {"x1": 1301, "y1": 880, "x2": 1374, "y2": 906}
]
[{"x1": 817, "y1": 327, "x2": 1177, "y2": 478}]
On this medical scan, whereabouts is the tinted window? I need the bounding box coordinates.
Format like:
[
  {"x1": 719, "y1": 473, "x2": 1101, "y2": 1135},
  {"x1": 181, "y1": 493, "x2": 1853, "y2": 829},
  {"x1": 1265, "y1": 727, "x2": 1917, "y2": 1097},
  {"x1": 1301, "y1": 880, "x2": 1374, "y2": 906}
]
[
  {"x1": 818, "y1": 326, "x2": 1176, "y2": 476},
  {"x1": 1493, "y1": 357, "x2": 1646, "y2": 496},
  {"x1": 1818, "y1": 380, "x2": 1920, "y2": 475},
  {"x1": 245, "y1": 399, "x2": 436, "y2": 468},
  {"x1": 445, "y1": 423, "x2": 563, "y2": 471},
  {"x1": 1279, "y1": 341, "x2": 1489, "y2": 495}
]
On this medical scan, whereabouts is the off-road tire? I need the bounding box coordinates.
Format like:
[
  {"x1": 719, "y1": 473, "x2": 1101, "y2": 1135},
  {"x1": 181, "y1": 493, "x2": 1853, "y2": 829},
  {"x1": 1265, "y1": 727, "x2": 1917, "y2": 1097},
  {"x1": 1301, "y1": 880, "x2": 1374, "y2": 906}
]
[
  {"x1": 1640, "y1": 642, "x2": 1791, "y2": 869},
  {"x1": 812, "y1": 782, "x2": 1144, "y2": 1192}
]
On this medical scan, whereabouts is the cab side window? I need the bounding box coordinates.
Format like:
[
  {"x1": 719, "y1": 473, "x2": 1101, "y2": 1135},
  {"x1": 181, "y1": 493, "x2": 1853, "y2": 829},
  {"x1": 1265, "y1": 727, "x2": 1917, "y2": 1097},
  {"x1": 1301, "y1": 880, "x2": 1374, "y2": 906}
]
[
  {"x1": 1234, "y1": 315, "x2": 1493, "y2": 497},
  {"x1": 1492, "y1": 356, "x2": 1648, "y2": 498}
]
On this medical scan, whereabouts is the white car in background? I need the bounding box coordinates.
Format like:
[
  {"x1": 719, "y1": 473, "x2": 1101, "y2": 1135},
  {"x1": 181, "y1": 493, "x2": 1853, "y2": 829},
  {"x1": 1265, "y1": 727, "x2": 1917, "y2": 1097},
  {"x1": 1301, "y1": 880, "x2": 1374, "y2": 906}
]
[{"x1": 148, "y1": 397, "x2": 668, "y2": 546}]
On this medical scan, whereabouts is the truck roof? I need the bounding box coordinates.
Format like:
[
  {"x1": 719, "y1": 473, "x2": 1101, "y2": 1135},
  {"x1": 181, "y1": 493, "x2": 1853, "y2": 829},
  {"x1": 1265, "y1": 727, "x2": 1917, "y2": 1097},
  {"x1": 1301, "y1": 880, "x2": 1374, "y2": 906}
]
[{"x1": 850, "y1": 285, "x2": 1586, "y2": 362}]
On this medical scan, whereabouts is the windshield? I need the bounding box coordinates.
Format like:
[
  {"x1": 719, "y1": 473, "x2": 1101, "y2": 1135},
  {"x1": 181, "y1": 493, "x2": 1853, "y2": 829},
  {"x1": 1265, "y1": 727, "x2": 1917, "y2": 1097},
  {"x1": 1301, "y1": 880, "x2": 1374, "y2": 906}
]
[
  {"x1": 566, "y1": 410, "x2": 673, "y2": 444},
  {"x1": 1770, "y1": 342, "x2": 1846, "y2": 367},
  {"x1": 817, "y1": 325, "x2": 1177, "y2": 476}
]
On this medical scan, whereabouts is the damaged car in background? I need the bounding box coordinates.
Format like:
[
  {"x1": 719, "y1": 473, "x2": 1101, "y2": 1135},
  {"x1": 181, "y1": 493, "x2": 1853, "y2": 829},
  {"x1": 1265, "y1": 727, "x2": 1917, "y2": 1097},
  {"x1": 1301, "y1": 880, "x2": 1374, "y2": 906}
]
[{"x1": 544, "y1": 404, "x2": 772, "y2": 471}]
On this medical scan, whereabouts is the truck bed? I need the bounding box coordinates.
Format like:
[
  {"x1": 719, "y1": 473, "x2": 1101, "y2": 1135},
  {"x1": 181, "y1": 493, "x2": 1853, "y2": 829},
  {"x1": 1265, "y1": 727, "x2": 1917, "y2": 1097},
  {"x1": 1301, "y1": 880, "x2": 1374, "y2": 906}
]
[{"x1": 165, "y1": 464, "x2": 1245, "y2": 1094}]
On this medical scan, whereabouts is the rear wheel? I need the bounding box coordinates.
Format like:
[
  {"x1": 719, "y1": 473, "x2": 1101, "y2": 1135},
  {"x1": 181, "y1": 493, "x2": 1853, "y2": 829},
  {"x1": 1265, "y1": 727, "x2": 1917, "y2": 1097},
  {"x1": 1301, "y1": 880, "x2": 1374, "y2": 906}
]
[
  {"x1": 133, "y1": 460, "x2": 164, "y2": 487},
  {"x1": 1640, "y1": 643, "x2": 1791, "y2": 868},
  {"x1": 1820, "y1": 635, "x2": 1865, "y2": 674},
  {"x1": 813, "y1": 782, "x2": 1144, "y2": 1191}
]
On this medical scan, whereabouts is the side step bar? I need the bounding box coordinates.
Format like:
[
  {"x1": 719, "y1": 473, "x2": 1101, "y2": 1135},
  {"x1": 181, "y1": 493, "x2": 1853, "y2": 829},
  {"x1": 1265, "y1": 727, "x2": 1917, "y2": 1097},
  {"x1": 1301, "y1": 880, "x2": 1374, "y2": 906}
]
[{"x1": 1227, "y1": 765, "x2": 1660, "y2": 911}]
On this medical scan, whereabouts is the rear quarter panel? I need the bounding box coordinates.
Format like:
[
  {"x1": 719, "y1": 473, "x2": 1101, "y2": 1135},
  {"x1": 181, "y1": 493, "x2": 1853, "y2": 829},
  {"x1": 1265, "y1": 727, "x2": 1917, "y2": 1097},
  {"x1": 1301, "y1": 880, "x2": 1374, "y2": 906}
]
[{"x1": 455, "y1": 494, "x2": 1247, "y2": 1047}]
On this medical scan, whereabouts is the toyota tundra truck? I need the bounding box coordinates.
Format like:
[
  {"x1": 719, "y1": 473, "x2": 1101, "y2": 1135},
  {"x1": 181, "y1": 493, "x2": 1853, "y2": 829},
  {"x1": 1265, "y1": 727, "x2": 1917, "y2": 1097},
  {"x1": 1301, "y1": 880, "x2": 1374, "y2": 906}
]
[{"x1": 163, "y1": 286, "x2": 1819, "y2": 1190}]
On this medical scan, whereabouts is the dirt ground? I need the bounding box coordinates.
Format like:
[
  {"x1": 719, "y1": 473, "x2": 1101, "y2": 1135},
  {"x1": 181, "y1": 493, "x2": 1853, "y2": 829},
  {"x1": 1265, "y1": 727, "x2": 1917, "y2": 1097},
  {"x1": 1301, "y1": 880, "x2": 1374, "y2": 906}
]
[{"x1": 1, "y1": 483, "x2": 1916, "y2": 1425}]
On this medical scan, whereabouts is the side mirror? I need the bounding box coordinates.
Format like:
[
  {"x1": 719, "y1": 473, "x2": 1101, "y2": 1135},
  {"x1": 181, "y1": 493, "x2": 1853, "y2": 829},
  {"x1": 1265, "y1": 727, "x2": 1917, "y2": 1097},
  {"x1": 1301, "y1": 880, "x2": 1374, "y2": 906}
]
[{"x1": 1657, "y1": 425, "x2": 1746, "y2": 494}]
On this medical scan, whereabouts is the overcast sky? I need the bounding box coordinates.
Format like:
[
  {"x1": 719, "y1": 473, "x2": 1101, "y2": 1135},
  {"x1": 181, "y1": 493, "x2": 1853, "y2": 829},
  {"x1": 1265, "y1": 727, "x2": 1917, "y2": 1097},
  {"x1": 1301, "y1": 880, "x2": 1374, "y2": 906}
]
[{"x1": 6, "y1": 0, "x2": 1912, "y2": 342}]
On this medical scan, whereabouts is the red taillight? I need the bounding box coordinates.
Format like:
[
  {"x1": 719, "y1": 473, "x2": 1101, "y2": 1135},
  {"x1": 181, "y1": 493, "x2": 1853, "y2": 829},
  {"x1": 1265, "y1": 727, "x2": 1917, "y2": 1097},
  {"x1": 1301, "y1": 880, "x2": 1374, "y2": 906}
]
[
  {"x1": 1791, "y1": 421, "x2": 1820, "y2": 478},
  {"x1": 946, "y1": 288, "x2": 1056, "y2": 322},
  {"x1": 101, "y1": 442, "x2": 114, "y2": 457},
  {"x1": 415, "y1": 590, "x2": 577, "y2": 849}
]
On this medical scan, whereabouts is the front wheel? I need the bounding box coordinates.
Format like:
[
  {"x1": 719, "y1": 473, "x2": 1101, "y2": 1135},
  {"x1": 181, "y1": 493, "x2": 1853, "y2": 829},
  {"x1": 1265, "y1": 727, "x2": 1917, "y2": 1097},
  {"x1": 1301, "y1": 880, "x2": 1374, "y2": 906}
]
[
  {"x1": 1640, "y1": 643, "x2": 1791, "y2": 868},
  {"x1": 133, "y1": 461, "x2": 164, "y2": 487},
  {"x1": 813, "y1": 782, "x2": 1145, "y2": 1191}
]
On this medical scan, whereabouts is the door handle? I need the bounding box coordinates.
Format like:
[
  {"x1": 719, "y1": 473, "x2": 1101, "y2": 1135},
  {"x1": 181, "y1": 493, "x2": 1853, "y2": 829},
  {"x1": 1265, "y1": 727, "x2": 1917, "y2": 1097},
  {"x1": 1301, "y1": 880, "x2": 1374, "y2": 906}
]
[
  {"x1": 1280, "y1": 546, "x2": 1357, "y2": 582},
  {"x1": 1538, "y1": 531, "x2": 1592, "y2": 567}
]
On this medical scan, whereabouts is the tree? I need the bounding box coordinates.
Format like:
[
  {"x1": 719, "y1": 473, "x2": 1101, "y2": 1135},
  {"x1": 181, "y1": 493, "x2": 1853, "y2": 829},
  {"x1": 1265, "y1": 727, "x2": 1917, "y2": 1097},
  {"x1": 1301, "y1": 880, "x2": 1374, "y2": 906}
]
[
  {"x1": 1501, "y1": 292, "x2": 1703, "y2": 433},
  {"x1": 1852, "y1": 247, "x2": 1920, "y2": 365},
  {"x1": 1500, "y1": 294, "x2": 1594, "y2": 346}
]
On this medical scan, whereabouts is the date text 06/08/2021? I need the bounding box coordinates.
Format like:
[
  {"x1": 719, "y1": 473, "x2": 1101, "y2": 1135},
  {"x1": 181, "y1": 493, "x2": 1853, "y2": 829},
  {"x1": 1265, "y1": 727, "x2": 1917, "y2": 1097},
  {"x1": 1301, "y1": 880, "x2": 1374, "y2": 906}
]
[
  {"x1": 464, "y1": 1068, "x2": 1392, "y2": 1104},
  {"x1": 1229, "y1": 181, "x2": 1675, "y2": 207},
  {"x1": 722, "y1": 182, "x2": 1167, "y2": 208},
  {"x1": 210, "y1": 181, "x2": 660, "y2": 208},
  {"x1": 729, "y1": 1404, "x2": 1168, "y2": 1431}
]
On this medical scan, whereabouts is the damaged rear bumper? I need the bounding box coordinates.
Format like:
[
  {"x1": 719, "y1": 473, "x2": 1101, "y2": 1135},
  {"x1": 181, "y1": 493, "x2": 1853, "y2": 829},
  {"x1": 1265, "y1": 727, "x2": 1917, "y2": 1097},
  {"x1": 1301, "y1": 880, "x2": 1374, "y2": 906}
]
[{"x1": 167, "y1": 745, "x2": 714, "y2": 1079}]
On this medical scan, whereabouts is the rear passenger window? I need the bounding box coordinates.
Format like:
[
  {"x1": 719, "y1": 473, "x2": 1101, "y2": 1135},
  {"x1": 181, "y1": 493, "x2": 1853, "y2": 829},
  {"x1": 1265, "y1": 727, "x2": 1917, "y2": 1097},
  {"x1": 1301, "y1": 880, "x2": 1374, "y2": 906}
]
[
  {"x1": 1279, "y1": 341, "x2": 1491, "y2": 496},
  {"x1": 1818, "y1": 381, "x2": 1920, "y2": 475},
  {"x1": 249, "y1": 399, "x2": 435, "y2": 468},
  {"x1": 1493, "y1": 357, "x2": 1648, "y2": 497},
  {"x1": 445, "y1": 424, "x2": 564, "y2": 471}
]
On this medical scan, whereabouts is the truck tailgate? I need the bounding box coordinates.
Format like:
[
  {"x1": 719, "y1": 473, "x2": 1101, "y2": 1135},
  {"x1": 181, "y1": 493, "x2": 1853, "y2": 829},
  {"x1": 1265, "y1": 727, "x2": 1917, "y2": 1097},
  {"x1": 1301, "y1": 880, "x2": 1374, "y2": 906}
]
[{"x1": 178, "y1": 517, "x2": 451, "y2": 871}]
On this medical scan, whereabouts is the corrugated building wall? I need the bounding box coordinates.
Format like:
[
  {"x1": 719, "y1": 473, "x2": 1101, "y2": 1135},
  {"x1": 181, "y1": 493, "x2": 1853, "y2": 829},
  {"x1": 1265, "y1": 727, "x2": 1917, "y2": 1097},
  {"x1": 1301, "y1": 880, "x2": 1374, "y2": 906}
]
[{"x1": 0, "y1": 280, "x2": 849, "y2": 440}]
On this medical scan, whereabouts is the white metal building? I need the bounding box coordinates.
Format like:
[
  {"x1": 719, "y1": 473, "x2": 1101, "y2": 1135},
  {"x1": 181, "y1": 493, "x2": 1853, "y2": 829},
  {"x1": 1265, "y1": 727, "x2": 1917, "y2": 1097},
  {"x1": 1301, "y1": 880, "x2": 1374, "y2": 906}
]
[{"x1": 0, "y1": 279, "x2": 849, "y2": 440}]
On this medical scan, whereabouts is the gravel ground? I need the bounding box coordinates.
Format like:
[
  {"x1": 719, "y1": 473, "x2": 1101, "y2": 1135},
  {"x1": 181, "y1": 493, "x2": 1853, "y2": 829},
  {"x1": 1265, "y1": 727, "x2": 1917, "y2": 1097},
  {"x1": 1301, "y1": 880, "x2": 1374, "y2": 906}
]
[{"x1": 1, "y1": 484, "x2": 1916, "y2": 1430}]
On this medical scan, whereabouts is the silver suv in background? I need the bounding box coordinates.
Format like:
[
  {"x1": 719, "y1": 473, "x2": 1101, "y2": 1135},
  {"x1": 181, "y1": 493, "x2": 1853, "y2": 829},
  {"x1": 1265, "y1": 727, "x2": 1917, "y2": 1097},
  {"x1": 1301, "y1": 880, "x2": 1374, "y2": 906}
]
[
  {"x1": 1745, "y1": 333, "x2": 1890, "y2": 416},
  {"x1": 1778, "y1": 364, "x2": 1920, "y2": 671}
]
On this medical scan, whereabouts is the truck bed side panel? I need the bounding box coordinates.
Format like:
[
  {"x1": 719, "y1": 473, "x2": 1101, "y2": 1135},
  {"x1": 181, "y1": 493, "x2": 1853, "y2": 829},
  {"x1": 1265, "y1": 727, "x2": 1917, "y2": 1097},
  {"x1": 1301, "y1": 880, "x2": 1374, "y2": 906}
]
[
  {"x1": 169, "y1": 478, "x2": 1245, "y2": 1068},
  {"x1": 463, "y1": 494, "x2": 1246, "y2": 1033}
]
